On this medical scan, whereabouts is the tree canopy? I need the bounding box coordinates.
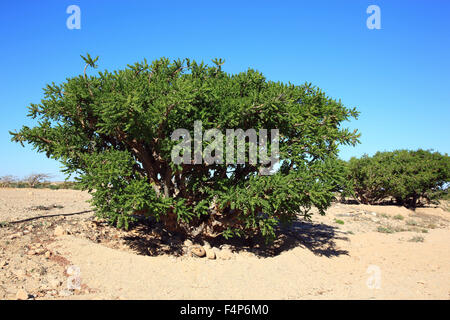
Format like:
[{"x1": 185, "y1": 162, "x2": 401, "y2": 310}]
[{"x1": 11, "y1": 55, "x2": 359, "y2": 241}]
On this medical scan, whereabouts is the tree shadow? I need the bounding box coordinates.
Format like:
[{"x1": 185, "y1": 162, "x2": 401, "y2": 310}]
[
  {"x1": 121, "y1": 219, "x2": 186, "y2": 257},
  {"x1": 205, "y1": 219, "x2": 349, "y2": 258},
  {"x1": 122, "y1": 217, "x2": 349, "y2": 258}
]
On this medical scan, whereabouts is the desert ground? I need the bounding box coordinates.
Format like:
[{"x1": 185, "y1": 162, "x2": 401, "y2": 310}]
[{"x1": 0, "y1": 188, "x2": 449, "y2": 300}]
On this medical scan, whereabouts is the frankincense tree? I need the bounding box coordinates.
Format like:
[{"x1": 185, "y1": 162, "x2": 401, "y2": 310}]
[
  {"x1": 10, "y1": 54, "x2": 359, "y2": 241},
  {"x1": 346, "y1": 150, "x2": 450, "y2": 207}
]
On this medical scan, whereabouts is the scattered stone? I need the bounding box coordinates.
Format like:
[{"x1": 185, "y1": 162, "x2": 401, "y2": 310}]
[
  {"x1": 203, "y1": 241, "x2": 211, "y2": 249},
  {"x1": 9, "y1": 232, "x2": 22, "y2": 240},
  {"x1": 205, "y1": 248, "x2": 216, "y2": 260},
  {"x1": 217, "y1": 248, "x2": 233, "y2": 260},
  {"x1": 240, "y1": 251, "x2": 256, "y2": 258},
  {"x1": 54, "y1": 226, "x2": 67, "y2": 237},
  {"x1": 44, "y1": 251, "x2": 52, "y2": 259},
  {"x1": 16, "y1": 289, "x2": 29, "y2": 300},
  {"x1": 48, "y1": 290, "x2": 58, "y2": 296},
  {"x1": 336, "y1": 213, "x2": 353, "y2": 217},
  {"x1": 47, "y1": 276, "x2": 62, "y2": 288},
  {"x1": 183, "y1": 239, "x2": 193, "y2": 247},
  {"x1": 27, "y1": 250, "x2": 36, "y2": 256},
  {"x1": 35, "y1": 248, "x2": 46, "y2": 255},
  {"x1": 58, "y1": 289, "x2": 73, "y2": 297},
  {"x1": 190, "y1": 245, "x2": 206, "y2": 258}
]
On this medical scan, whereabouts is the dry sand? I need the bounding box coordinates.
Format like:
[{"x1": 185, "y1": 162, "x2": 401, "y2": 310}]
[{"x1": 0, "y1": 188, "x2": 449, "y2": 300}]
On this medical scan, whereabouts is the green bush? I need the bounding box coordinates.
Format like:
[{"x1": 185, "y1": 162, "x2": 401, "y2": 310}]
[
  {"x1": 11, "y1": 55, "x2": 359, "y2": 241},
  {"x1": 346, "y1": 150, "x2": 450, "y2": 207}
]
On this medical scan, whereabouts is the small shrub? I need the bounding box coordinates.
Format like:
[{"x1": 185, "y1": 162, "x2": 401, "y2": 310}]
[
  {"x1": 335, "y1": 219, "x2": 345, "y2": 225},
  {"x1": 406, "y1": 219, "x2": 418, "y2": 226},
  {"x1": 0, "y1": 175, "x2": 17, "y2": 188},
  {"x1": 377, "y1": 226, "x2": 394, "y2": 233},
  {"x1": 393, "y1": 214, "x2": 404, "y2": 220},
  {"x1": 0, "y1": 221, "x2": 10, "y2": 228},
  {"x1": 24, "y1": 173, "x2": 52, "y2": 188},
  {"x1": 408, "y1": 236, "x2": 424, "y2": 242}
]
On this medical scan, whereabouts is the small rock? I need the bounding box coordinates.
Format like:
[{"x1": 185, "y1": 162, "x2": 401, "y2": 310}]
[
  {"x1": 48, "y1": 276, "x2": 62, "y2": 288},
  {"x1": 205, "y1": 248, "x2": 216, "y2": 260},
  {"x1": 240, "y1": 251, "x2": 256, "y2": 258},
  {"x1": 27, "y1": 250, "x2": 36, "y2": 256},
  {"x1": 0, "y1": 260, "x2": 8, "y2": 268},
  {"x1": 48, "y1": 290, "x2": 58, "y2": 296},
  {"x1": 190, "y1": 245, "x2": 206, "y2": 258},
  {"x1": 54, "y1": 226, "x2": 67, "y2": 237},
  {"x1": 58, "y1": 289, "x2": 73, "y2": 297},
  {"x1": 183, "y1": 239, "x2": 193, "y2": 247},
  {"x1": 35, "y1": 248, "x2": 45, "y2": 255},
  {"x1": 369, "y1": 212, "x2": 377, "y2": 216},
  {"x1": 16, "y1": 289, "x2": 29, "y2": 300},
  {"x1": 9, "y1": 232, "x2": 22, "y2": 240},
  {"x1": 203, "y1": 241, "x2": 211, "y2": 249},
  {"x1": 217, "y1": 248, "x2": 234, "y2": 260},
  {"x1": 44, "y1": 251, "x2": 52, "y2": 259}
]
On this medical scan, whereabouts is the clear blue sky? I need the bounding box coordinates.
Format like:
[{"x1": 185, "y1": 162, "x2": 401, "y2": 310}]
[{"x1": 1, "y1": 0, "x2": 449, "y2": 180}]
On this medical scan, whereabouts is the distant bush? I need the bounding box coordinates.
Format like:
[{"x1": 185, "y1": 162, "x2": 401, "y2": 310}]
[
  {"x1": 24, "y1": 173, "x2": 52, "y2": 188},
  {"x1": 346, "y1": 150, "x2": 450, "y2": 207},
  {"x1": 0, "y1": 174, "x2": 80, "y2": 190},
  {"x1": 0, "y1": 175, "x2": 17, "y2": 187}
]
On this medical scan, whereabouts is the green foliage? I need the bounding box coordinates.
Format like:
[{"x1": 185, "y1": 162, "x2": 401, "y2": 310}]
[
  {"x1": 11, "y1": 55, "x2": 359, "y2": 241},
  {"x1": 377, "y1": 226, "x2": 394, "y2": 234},
  {"x1": 346, "y1": 150, "x2": 450, "y2": 207}
]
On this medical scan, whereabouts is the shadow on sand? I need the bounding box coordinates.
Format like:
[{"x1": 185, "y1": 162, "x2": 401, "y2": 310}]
[{"x1": 122, "y1": 218, "x2": 349, "y2": 259}]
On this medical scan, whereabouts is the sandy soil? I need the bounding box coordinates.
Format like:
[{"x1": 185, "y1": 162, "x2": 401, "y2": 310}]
[{"x1": 0, "y1": 188, "x2": 449, "y2": 300}]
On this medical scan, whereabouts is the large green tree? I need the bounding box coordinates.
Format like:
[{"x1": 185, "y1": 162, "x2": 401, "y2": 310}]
[{"x1": 11, "y1": 55, "x2": 359, "y2": 241}]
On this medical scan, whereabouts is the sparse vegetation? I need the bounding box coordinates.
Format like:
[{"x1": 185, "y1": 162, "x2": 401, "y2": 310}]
[
  {"x1": 377, "y1": 226, "x2": 394, "y2": 234},
  {"x1": 408, "y1": 236, "x2": 424, "y2": 243},
  {"x1": 24, "y1": 173, "x2": 52, "y2": 188},
  {"x1": 335, "y1": 219, "x2": 345, "y2": 225},
  {"x1": 393, "y1": 214, "x2": 404, "y2": 220},
  {"x1": 406, "y1": 219, "x2": 418, "y2": 226},
  {"x1": 0, "y1": 175, "x2": 18, "y2": 188},
  {"x1": 0, "y1": 176, "x2": 80, "y2": 190},
  {"x1": 0, "y1": 221, "x2": 10, "y2": 228}
]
